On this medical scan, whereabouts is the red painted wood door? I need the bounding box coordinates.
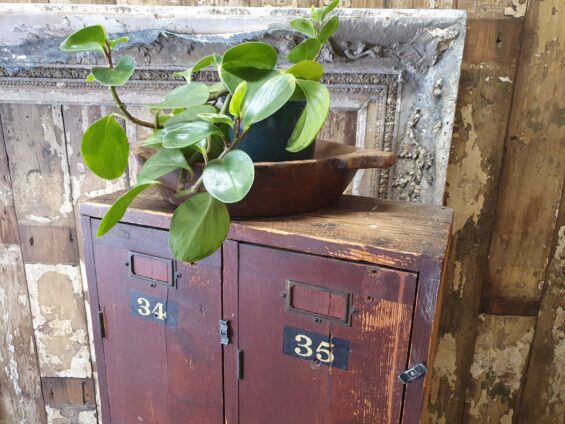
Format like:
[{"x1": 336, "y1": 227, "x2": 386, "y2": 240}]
[
  {"x1": 91, "y1": 221, "x2": 223, "y2": 424},
  {"x1": 237, "y1": 244, "x2": 417, "y2": 424}
]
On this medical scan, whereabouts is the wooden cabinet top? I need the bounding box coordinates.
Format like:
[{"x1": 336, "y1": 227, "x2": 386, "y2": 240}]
[{"x1": 81, "y1": 189, "x2": 453, "y2": 272}]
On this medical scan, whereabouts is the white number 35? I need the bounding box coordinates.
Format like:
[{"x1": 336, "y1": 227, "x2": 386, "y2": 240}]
[{"x1": 294, "y1": 334, "x2": 335, "y2": 363}]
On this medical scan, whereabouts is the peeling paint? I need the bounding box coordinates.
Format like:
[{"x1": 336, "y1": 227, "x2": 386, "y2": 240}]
[
  {"x1": 46, "y1": 405, "x2": 97, "y2": 424},
  {"x1": 448, "y1": 103, "x2": 487, "y2": 235},
  {"x1": 467, "y1": 315, "x2": 535, "y2": 422},
  {"x1": 504, "y1": 0, "x2": 528, "y2": 18},
  {"x1": 433, "y1": 333, "x2": 458, "y2": 390},
  {"x1": 24, "y1": 263, "x2": 92, "y2": 378}
]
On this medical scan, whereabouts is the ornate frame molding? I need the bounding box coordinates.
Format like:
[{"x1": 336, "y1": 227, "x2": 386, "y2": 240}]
[{"x1": 0, "y1": 5, "x2": 466, "y2": 204}]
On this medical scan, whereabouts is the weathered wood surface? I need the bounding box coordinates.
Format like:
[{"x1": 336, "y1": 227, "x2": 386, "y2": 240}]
[
  {"x1": 41, "y1": 377, "x2": 96, "y2": 407},
  {"x1": 518, "y1": 186, "x2": 565, "y2": 423},
  {"x1": 428, "y1": 11, "x2": 528, "y2": 424},
  {"x1": 483, "y1": 0, "x2": 565, "y2": 315},
  {"x1": 0, "y1": 114, "x2": 46, "y2": 424},
  {"x1": 81, "y1": 189, "x2": 454, "y2": 271}
]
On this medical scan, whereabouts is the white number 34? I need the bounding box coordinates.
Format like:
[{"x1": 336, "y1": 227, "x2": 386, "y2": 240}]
[
  {"x1": 294, "y1": 334, "x2": 335, "y2": 363},
  {"x1": 137, "y1": 297, "x2": 167, "y2": 320}
]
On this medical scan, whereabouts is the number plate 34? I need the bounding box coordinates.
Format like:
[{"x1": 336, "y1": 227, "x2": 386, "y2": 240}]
[
  {"x1": 283, "y1": 326, "x2": 350, "y2": 370},
  {"x1": 129, "y1": 289, "x2": 178, "y2": 327}
]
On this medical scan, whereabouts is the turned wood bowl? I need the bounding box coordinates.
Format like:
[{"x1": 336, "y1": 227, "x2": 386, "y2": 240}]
[{"x1": 135, "y1": 140, "x2": 396, "y2": 218}]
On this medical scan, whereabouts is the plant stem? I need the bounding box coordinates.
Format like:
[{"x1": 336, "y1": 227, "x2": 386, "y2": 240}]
[
  {"x1": 104, "y1": 43, "x2": 162, "y2": 130},
  {"x1": 176, "y1": 169, "x2": 187, "y2": 192},
  {"x1": 176, "y1": 128, "x2": 248, "y2": 198},
  {"x1": 220, "y1": 93, "x2": 232, "y2": 115}
]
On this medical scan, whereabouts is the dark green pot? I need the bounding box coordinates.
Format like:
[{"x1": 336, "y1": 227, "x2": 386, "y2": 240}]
[{"x1": 235, "y1": 100, "x2": 315, "y2": 162}]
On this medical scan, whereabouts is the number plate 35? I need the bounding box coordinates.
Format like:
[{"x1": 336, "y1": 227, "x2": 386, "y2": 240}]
[{"x1": 283, "y1": 326, "x2": 350, "y2": 370}]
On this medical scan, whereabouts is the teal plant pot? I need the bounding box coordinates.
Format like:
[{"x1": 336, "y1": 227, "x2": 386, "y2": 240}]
[{"x1": 235, "y1": 100, "x2": 315, "y2": 162}]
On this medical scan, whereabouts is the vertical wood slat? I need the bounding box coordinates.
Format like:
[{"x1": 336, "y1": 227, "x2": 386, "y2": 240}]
[
  {"x1": 427, "y1": 16, "x2": 527, "y2": 424},
  {"x1": 518, "y1": 184, "x2": 565, "y2": 423},
  {"x1": 0, "y1": 111, "x2": 47, "y2": 424},
  {"x1": 1, "y1": 104, "x2": 92, "y2": 397},
  {"x1": 483, "y1": 0, "x2": 565, "y2": 314},
  {"x1": 463, "y1": 315, "x2": 536, "y2": 423}
]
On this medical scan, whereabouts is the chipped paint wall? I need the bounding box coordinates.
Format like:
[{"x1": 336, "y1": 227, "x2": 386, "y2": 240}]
[{"x1": 0, "y1": 1, "x2": 564, "y2": 424}]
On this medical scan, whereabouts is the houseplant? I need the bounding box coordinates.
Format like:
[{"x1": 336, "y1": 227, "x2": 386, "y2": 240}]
[{"x1": 60, "y1": 1, "x2": 340, "y2": 263}]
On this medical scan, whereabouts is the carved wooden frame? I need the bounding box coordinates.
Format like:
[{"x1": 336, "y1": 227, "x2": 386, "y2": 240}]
[{"x1": 0, "y1": 4, "x2": 466, "y2": 204}]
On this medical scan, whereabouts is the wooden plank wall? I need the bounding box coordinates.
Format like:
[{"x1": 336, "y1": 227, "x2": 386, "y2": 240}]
[{"x1": 0, "y1": 1, "x2": 563, "y2": 424}]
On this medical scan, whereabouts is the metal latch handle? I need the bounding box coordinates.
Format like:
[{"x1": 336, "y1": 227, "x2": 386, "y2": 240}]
[{"x1": 398, "y1": 363, "x2": 428, "y2": 384}]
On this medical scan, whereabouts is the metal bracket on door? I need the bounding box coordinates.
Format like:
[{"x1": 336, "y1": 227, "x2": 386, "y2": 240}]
[
  {"x1": 219, "y1": 320, "x2": 230, "y2": 345},
  {"x1": 398, "y1": 363, "x2": 428, "y2": 384}
]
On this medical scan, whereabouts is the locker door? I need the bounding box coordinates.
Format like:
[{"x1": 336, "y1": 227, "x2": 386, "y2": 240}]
[
  {"x1": 91, "y1": 220, "x2": 223, "y2": 424},
  {"x1": 238, "y1": 244, "x2": 417, "y2": 424}
]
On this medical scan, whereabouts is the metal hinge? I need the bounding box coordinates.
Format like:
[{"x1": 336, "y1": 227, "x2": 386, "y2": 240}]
[
  {"x1": 97, "y1": 309, "x2": 106, "y2": 338},
  {"x1": 219, "y1": 320, "x2": 230, "y2": 345},
  {"x1": 398, "y1": 363, "x2": 428, "y2": 384}
]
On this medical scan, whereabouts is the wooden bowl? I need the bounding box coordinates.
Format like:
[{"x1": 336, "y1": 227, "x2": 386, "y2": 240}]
[{"x1": 136, "y1": 140, "x2": 395, "y2": 218}]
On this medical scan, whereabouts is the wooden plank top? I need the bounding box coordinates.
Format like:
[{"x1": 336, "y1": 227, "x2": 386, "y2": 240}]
[{"x1": 80, "y1": 188, "x2": 453, "y2": 271}]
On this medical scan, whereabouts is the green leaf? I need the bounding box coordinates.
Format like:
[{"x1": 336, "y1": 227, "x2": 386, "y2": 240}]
[
  {"x1": 60, "y1": 25, "x2": 107, "y2": 53},
  {"x1": 288, "y1": 38, "x2": 322, "y2": 64},
  {"x1": 221, "y1": 42, "x2": 277, "y2": 71},
  {"x1": 137, "y1": 148, "x2": 190, "y2": 184},
  {"x1": 174, "y1": 55, "x2": 215, "y2": 82},
  {"x1": 318, "y1": 15, "x2": 339, "y2": 44},
  {"x1": 319, "y1": 0, "x2": 340, "y2": 21},
  {"x1": 284, "y1": 61, "x2": 323, "y2": 81},
  {"x1": 220, "y1": 42, "x2": 278, "y2": 93},
  {"x1": 290, "y1": 18, "x2": 317, "y2": 37},
  {"x1": 109, "y1": 36, "x2": 129, "y2": 49},
  {"x1": 85, "y1": 73, "x2": 95, "y2": 83},
  {"x1": 209, "y1": 82, "x2": 229, "y2": 99},
  {"x1": 286, "y1": 79, "x2": 330, "y2": 152},
  {"x1": 91, "y1": 56, "x2": 135, "y2": 87},
  {"x1": 81, "y1": 115, "x2": 129, "y2": 180},
  {"x1": 163, "y1": 121, "x2": 222, "y2": 148},
  {"x1": 197, "y1": 113, "x2": 234, "y2": 127},
  {"x1": 203, "y1": 150, "x2": 254, "y2": 204},
  {"x1": 229, "y1": 81, "x2": 247, "y2": 117},
  {"x1": 169, "y1": 193, "x2": 230, "y2": 262},
  {"x1": 243, "y1": 74, "x2": 296, "y2": 127},
  {"x1": 141, "y1": 129, "x2": 164, "y2": 147},
  {"x1": 146, "y1": 83, "x2": 209, "y2": 110},
  {"x1": 164, "y1": 104, "x2": 217, "y2": 127},
  {"x1": 97, "y1": 183, "x2": 155, "y2": 237},
  {"x1": 311, "y1": 5, "x2": 321, "y2": 21}
]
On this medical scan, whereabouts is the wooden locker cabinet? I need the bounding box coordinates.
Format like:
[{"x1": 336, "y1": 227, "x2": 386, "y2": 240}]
[{"x1": 81, "y1": 191, "x2": 453, "y2": 424}]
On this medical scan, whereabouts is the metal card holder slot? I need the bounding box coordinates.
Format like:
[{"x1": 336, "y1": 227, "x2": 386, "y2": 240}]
[
  {"x1": 128, "y1": 251, "x2": 176, "y2": 288},
  {"x1": 285, "y1": 280, "x2": 352, "y2": 326}
]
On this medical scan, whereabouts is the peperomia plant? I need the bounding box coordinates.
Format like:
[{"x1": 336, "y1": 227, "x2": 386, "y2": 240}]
[{"x1": 60, "y1": 1, "x2": 340, "y2": 263}]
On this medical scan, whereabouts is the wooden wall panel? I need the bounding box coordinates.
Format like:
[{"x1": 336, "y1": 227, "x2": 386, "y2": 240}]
[
  {"x1": 0, "y1": 104, "x2": 96, "y2": 421},
  {"x1": 464, "y1": 315, "x2": 536, "y2": 423},
  {"x1": 483, "y1": 0, "x2": 565, "y2": 315},
  {"x1": 0, "y1": 115, "x2": 46, "y2": 424},
  {"x1": 518, "y1": 186, "x2": 565, "y2": 423},
  {"x1": 427, "y1": 13, "x2": 527, "y2": 424}
]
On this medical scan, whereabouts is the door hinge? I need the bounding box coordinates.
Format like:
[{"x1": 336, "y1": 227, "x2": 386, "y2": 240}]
[
  {"x1": 219, "y1": 320, "x2": 230, "y2": 345},
  {"x1": 237, "y1": 350, "x2": 244, "y2": 380},
  {"x1": 398, "y1": 363, "x2": 428, "y2": 384},
  {"x1": 97, "y1": 309, "x2": 106, "y2": 338}
]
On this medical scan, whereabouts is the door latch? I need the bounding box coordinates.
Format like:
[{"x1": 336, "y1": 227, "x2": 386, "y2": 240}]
[
  {"x1": 219, "y1": 320, "x2": 230, "y2": 345},
  {"x1": 398, "y1": 363, "x2": 428, "y2": 384}
]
